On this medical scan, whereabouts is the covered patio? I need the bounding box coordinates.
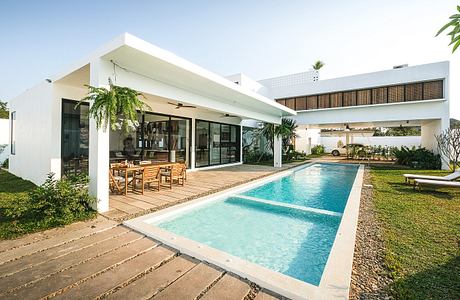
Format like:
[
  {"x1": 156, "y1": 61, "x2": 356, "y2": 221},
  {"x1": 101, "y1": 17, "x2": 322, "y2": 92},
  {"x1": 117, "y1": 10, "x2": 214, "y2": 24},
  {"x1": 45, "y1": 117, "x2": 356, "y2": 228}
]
[
  {"x1": 104, "y1": 162, "x2": 306, "y2": 221},
  {"x1": 50, "y1": 33, "x2": 296, "y2": 212}
]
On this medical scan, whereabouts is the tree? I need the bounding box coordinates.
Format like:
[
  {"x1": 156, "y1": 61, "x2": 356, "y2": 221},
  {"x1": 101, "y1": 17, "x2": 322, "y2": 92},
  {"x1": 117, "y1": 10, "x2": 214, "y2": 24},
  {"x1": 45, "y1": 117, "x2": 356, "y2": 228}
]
[
  {"x1": 436, "y1": 5, "x2": 460, "y2": 53},
  {"x1": 0, "y1": 101, "x2": 8, "y2": 119},
  {"x1": 312, "y1": 60, "x2": 325, "y2": 70},
  {"x1": 257, "y1": 118, "x2": 298, "y2": 154},
  {"x1": 435, "y1": 128, "x2": 460, "y2": 171}
]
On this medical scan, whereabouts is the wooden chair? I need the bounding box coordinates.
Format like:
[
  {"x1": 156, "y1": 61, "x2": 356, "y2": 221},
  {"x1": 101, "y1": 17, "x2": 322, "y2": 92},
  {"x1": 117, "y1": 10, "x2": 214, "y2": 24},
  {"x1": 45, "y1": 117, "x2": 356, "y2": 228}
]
[
  {"x1": 134, "y1": 165, "x2": 161, "y2": 194},
  {"x1": 109, "y1": 164, "x2": 131, "y2": 194},
  {"x1": 161, "y1": 164, "x2": 186, "y2": 189}
]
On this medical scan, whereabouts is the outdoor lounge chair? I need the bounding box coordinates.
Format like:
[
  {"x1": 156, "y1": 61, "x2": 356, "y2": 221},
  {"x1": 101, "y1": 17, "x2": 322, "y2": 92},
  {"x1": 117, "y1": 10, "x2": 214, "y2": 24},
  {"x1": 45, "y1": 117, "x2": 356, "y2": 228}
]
[
  {"x1": 134, "y1": 165, "x2": 161, "y2": 194},
  {"x1": 414, "y1": 178, "x2": 460, "y2": 190},
  {"x1": 403, "y1": 171, "x2": 460, "y2": 184}
]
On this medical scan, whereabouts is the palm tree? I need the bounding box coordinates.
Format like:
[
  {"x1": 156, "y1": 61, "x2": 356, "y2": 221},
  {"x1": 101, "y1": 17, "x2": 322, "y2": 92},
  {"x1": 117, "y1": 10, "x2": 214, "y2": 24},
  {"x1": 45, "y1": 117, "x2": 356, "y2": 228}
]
[
  {"x1": 312, "y1": 60, "x2": 325, "y2": 70},
  {"x1": 436, "y1": 5, "x2": 460, "y2": 53},
  {"x1": 258, "y1": 118, "x2": 298, "y2": 154}
]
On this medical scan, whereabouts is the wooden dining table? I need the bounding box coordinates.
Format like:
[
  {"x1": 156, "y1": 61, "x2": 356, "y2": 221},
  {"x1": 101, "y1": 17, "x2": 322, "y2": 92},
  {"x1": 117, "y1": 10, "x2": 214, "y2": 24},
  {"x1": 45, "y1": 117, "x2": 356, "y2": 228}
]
[{"x1": 110, "y1": 162, "x2": 182, "y2": 195}]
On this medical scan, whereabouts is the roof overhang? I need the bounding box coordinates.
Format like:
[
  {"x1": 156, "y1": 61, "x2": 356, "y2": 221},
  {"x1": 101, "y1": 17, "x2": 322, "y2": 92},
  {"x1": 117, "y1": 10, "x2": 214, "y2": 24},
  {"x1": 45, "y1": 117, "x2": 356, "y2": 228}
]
[{"x1": 53, "y1": 33, "x2": 296, "y2": 122}]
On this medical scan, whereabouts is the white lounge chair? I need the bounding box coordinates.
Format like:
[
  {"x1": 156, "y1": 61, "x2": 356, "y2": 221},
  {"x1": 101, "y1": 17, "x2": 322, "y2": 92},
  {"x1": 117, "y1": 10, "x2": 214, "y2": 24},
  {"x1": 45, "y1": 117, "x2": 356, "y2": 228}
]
[
  {"x1": 403, "y1": 171, "x2": 460, "y2": 184},
  {"x1": 414, "y1": 178, "x2": 460, "y2": 190}
]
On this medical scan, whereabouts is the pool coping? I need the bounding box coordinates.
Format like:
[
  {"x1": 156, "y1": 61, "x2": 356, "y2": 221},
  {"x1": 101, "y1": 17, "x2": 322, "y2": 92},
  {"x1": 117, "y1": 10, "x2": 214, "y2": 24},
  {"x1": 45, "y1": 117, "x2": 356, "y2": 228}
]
[{"x1": 124, "y1": 163, "x2": 364, "y2": 300}]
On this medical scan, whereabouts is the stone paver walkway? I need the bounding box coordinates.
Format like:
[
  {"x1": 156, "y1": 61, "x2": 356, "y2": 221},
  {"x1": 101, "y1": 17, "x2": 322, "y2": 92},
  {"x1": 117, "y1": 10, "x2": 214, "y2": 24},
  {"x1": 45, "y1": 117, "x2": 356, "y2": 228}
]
[
  {"x1": 0, "y1": 217, "x2": 283, "y2": 300},
  {"x1": 106, "y1": 162, "x2": 307, "y2": 221}
]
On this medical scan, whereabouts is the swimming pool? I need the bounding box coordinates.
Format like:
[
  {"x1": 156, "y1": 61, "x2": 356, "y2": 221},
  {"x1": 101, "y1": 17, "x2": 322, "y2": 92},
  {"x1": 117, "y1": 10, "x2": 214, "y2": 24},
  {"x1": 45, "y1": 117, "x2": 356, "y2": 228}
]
[{"x1": 125, "y1": 163, "x2": 364, "y2": 299}]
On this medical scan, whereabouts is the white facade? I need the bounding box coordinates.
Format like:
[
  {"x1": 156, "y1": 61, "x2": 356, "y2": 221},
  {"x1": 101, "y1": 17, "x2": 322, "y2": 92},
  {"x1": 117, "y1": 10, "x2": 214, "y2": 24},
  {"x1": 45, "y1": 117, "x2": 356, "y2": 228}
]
[
  {"x1": 8, "y1": 33, "x2": 295, "y2": 212},
  {"x1": 259, "y1": 62, "x2": 450, "y2": 168},
  {"x1": 7, "y1": 33, "x2": 452, "y2": 212}
]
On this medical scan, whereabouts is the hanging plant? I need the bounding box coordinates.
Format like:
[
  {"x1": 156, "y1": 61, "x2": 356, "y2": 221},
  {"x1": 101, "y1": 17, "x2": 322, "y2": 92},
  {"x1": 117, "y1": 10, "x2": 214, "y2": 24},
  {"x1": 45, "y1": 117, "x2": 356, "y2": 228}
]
[{"x1": 76, "y1": 79, "x2": 151, "y2": 132}]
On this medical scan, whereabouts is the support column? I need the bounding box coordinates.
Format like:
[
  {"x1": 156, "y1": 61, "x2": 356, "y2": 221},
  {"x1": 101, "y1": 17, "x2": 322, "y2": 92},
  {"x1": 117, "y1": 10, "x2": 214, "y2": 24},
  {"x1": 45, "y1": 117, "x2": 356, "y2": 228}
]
[
  {"x1": 190, "y1": 118, "x2": 196, "y2": 170},
  {"x1": 89, "y1": 59, "x2": 111, "y2": 212},
  {"x1": 421, "y1": 118, "x2": 450, "y2": 170},
  {"x1": 274, "y1": 133, "x2": 282, "y2": 168}
]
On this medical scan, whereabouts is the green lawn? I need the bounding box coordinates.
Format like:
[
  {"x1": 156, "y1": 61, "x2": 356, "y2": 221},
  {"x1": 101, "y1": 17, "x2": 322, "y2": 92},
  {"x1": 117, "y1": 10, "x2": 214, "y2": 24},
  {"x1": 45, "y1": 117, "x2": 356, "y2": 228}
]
[
  {"x1": 0, "y1": 170, "x2": 96, "y2": 240},
  {"x1": 371, "y1": 166, "x2": 460, "y2": 299}
]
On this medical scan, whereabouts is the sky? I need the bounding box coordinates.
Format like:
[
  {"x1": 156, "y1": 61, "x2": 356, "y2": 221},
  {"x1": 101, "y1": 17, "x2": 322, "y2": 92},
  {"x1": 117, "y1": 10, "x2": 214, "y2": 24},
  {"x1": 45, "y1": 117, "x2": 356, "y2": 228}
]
[{"x1": 0, "y1": 0, "x2": 459, "y2": 118}]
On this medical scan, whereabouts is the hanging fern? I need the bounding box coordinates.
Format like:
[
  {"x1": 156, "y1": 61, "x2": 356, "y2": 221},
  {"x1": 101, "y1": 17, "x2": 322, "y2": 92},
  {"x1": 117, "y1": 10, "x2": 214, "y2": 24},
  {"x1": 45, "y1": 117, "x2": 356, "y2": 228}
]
[{"x1": 76, "y1": 79, "x2": 151, "y2": 132}]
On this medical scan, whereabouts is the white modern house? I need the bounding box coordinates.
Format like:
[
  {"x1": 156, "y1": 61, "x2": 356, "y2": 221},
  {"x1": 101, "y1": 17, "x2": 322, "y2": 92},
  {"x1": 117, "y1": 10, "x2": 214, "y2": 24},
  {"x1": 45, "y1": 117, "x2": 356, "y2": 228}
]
[
  {"x1": 8, "y1": 33, "x2": 450, "y2": 212},
  {"x1": 259, "y1": 62, "x2": 450, "y2": 159}
]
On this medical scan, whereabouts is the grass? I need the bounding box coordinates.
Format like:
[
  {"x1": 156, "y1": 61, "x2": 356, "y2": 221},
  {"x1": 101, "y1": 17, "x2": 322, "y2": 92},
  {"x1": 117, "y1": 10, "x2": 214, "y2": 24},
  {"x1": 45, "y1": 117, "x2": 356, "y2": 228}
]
[
  {"x1": 371, "y1": 166, "x2": 460, "y2": 299},
  {"x1": 0, "y1": 170, "x2": 96, "y2": 240}
]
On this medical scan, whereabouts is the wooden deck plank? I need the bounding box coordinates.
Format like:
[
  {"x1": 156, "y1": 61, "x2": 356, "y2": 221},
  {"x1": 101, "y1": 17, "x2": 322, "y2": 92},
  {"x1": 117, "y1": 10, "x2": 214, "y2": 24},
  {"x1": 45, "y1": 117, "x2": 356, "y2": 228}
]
[
  {"x1": 0, "y1": 226, "x2": 129, "y2": 277},
  {"x1": 1, "y1": 238, "x2": 157, "y2": 300},
  {"x1": 201, "y1": 274, "x2": 251, "y2": 300},
  {"x1": 0, "y1": 217, "x2": 106, "y2": 254},
  {"x1": 153, "y1": 263, "x2": 223, "y2": 300},
  {"x1": 53, "y1": 245, "x2": 175, "y2": 300},
  {"x1": 0, "y1": 219, "x2": 118, "y2": 265},
  {"x1": 107, "y1": 255, "x2": 198, "y2": 300},
  {"x1": 0, "y1": 231, "x2": 144, "y2": 294}
]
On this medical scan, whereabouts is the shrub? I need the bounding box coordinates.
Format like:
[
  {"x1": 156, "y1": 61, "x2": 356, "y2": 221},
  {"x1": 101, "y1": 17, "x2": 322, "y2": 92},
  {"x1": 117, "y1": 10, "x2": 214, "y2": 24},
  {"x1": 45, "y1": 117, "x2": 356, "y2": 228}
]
[
  {"x1": 311, "y1": 144, "x2": 325, "y2": 155},
  {"x1": 4, "y1": 173, "x2": 96, "y2": 227},
  {"x1": 2, "y1": 158, "x2": 8, "y2": 168},
  {"x1": 393, "y1": 146, "x2": 441, "y2": 169},
  {"x1": 243, "y1": 150, "x2": 273, "y2": 164}
]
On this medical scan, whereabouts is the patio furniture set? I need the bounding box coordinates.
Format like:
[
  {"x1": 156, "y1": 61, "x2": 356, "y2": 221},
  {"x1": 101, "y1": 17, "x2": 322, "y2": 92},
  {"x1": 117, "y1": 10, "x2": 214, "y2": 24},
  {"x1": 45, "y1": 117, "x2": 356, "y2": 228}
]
[{"x1": 109, "y1": 161, "x2": 187, "y2": 195}]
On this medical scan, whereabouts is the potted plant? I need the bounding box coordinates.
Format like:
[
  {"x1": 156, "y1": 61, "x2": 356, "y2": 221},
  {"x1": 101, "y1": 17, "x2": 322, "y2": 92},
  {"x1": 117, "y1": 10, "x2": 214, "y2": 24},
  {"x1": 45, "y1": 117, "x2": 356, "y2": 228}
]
[{"x1": 76, "y1": 79, "x2": 150, "y2": 133}]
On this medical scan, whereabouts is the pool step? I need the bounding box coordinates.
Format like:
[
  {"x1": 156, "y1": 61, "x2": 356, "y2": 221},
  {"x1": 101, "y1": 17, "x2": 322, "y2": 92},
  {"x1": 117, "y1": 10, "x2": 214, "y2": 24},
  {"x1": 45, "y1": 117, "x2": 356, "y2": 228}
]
[{"x1": 233, "y1": 195, "x2": 343, "y2": 217}]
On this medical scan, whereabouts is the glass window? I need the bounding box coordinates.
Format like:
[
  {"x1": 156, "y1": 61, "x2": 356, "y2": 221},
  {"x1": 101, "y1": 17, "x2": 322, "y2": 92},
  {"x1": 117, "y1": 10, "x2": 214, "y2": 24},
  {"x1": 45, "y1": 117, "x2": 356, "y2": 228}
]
[
  {"x1": 61, "y1": 101, "x2": 89, "y2": 176},
  {"x1": 143, "y1": 114, "x2": 170, "y2": 163},
  {"x1": 195, "y1": 120, "x2": 240, "y2": 167},
  {"x1": 10, "y1": 111, "x2": 16, "y2": 155},
  {"x1": 196, "y1": 120, "x2": 209, "y2": 167},
  {"x1": 170, "y1": 117, "x2": 190, "y2": 164}
]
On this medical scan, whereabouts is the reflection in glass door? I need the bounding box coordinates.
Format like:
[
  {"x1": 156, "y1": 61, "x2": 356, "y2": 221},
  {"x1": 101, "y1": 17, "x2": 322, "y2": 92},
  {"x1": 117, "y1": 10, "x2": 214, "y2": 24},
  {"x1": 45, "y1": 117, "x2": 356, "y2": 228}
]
[
  {"x1": 195, "y1": 121, "x2": 209, "y2": 167},
  {"x1": 210, "y1": 123, "x2": 221, "y2": 165},
  {"x1": 170, "y1": 117, "x2": 190, "y2": 164}
]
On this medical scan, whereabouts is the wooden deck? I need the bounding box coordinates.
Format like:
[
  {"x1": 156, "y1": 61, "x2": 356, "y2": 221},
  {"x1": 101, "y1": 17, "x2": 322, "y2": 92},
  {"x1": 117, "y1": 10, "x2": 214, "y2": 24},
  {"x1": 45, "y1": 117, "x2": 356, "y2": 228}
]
[
  {"x1": 0, "y1": 217, "x2": 283, "y2": 300},
  {"x1": 104, "y1": 162, "x2": 307, "y2": 221}
]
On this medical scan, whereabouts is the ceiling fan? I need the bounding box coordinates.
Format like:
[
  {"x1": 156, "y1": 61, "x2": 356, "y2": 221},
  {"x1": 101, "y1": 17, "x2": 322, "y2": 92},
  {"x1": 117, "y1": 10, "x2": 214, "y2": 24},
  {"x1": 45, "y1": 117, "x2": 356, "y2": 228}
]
[
  {"x1": 220, "y1": 113, "x2": 239, "y2": 118},
  {"x1": 167, "y1": 102, "x2": 196, "y2": 109}
]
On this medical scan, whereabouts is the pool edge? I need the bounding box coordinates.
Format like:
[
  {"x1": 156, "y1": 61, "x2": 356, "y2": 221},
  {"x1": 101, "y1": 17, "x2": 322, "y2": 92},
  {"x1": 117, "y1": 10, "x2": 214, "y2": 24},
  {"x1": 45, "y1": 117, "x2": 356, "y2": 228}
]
[{"x1": 124, "y1": 162, "x2": 364, "y2": 300}]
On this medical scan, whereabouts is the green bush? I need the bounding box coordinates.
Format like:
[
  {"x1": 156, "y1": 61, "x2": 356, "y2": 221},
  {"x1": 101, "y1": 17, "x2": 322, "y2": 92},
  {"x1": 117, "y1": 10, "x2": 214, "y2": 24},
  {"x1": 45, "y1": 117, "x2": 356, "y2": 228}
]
[
  {"x1": 393, "y1": 146, "x2": 441, "y2": 169},
  {"x1": 4, "y1": 173, "x2": 96, "y2": 228},
  {"x1": 2, "y1": 158, "x2": 8, "y2": 169},
  {"x1": 311, "y1": 144, "x2": 325, "y2": 155},
  {"x1": 243, "y1": 150, "x2": 273, "y2": 164}
]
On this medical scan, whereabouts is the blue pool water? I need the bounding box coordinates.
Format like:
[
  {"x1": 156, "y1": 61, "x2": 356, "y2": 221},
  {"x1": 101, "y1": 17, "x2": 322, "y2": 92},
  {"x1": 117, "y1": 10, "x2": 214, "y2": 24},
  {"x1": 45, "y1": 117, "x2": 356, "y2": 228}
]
[{"x1": 156, "y1": 163, "x2": 358, "y2": 286}]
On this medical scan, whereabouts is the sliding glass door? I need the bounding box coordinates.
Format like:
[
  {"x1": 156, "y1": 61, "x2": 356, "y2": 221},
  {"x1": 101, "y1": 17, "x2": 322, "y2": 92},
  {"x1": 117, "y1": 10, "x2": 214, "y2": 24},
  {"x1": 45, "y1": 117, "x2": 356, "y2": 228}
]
[{"x1": 195, "y1": 120, "x2": 240, "y2": 168}]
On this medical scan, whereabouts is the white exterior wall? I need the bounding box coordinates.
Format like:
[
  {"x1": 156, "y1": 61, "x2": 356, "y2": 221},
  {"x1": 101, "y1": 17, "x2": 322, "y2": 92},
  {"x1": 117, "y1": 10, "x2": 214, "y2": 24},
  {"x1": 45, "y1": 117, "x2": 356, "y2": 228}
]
[{"x1": 8, "y1": 81, "x2": 88, "y2": 185}]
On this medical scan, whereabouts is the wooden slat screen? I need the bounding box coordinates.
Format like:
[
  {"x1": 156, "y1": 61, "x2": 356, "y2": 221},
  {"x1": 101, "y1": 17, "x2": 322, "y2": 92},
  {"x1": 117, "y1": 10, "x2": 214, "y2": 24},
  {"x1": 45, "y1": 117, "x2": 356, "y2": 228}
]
[
  {"x1": 318, "y1": 94, "x2": 330, "y2": 108},
  {"x1": 423, "y1": 81, "x2": 443, "y2": 100},
  {"x1": 330, "y1": 92, "x2": 342, "y2": 108},
  {"x1": 388, "y1": 85, "x2": 404, "y2": 103},
  {"x1": 372, "y1": 87, "x2": 387, "y2": 104},
  {"x1": 295, "y1": 97, "x2": 307, "y2": 110},
  {"x1": 274, "y1": 79, "x2": 443, "y2": 110},
  {"x1": 285, "y1": 98, "x2": 295, "y2": 109},
  {"x1": 343, "y1": 91, "x2": 356, "y2": 106},
  {"x1": 357, "y1": 90, "x2": 372, "y2": 105},
  {"x1": 307, "y1": 95, "x2": 318, "y2": 109},
  {"x1": 405, "y1": 83, "x2": 423, "y2": 101}
]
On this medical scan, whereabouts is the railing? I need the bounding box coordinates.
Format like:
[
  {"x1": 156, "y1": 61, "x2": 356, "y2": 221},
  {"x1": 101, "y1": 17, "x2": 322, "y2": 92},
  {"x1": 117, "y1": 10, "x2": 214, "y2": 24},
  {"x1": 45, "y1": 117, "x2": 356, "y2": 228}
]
[{"x1": 276, "y1": 79, "x2": 444, "y2": 111}]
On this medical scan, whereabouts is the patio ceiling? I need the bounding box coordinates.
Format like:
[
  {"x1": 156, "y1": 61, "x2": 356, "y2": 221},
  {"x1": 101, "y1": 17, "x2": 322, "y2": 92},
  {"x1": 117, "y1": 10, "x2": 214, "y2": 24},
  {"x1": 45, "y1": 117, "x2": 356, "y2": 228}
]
[{"x1": 53, "y1": 33, "x2": 295, "y2": 123}]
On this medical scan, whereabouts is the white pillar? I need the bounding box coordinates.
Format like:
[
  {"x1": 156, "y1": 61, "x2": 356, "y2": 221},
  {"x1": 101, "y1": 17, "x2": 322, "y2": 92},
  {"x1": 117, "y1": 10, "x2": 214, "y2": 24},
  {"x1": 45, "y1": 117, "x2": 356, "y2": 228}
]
[
  {"x1": 190, "y1": 118, "x2": 196, "y2": 170},
  {"x1": 89, "y1": 59, "x2": 111, "y2": 212},
  {"x1": 307, "y1": 137, "x2": 312, "y2": 155},
  {"x1": 274, "y1": 133, "x2": 282, "y2": 168},
  {"x1": 421, "y1": 118, "x2": 450, "y2": 170}
]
